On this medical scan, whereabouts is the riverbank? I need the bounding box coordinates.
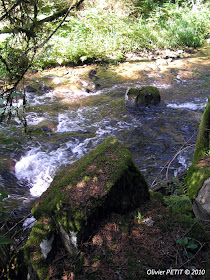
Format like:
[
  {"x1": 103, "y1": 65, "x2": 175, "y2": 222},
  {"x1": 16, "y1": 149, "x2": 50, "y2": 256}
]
[
  {"x1": 0, "y1": 44, "x2": 209, "y2": 215},
  {"x1": 0, "y1": 45, "x2": 210, "y2": 279}
]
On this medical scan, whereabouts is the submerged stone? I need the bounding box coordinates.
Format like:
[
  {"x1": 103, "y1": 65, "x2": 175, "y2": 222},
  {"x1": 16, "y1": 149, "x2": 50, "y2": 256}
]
[
  {"x1": 26, "y1": 85, "x2": 37, "y2": 93},
  {"x1": 24, "y1": 137, "x2": 150, "y2": 279},
  {"x1": 125, "y1": 85, "x2": 161, "y2": 107},
  {"x1": 186, "y1": 98, "x2": 210, "y2": 221}
]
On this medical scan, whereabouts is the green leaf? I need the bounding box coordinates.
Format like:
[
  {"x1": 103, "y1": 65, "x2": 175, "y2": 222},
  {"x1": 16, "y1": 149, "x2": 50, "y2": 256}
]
[
  {"x1": 187, "y1": 242, "x2": 198, "y2": 249},
  {"x1": 0, "y1": 234, "x2": 14, "y2": 245},
  {"x1": 183, "y1": 237, "x2": 188, "y2": 245},
  {"x1": 177, "y1": 237, "x2": 188, "y2": 245}
]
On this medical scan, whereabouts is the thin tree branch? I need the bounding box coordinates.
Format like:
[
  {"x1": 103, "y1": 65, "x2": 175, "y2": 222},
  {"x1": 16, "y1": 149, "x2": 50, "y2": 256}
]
[
  {"x1": 0, "y1": 0, "x2": 85, "y2": 35},
  {"x1": 0, "y1": 0, "x2": 21, "y2": 21}
]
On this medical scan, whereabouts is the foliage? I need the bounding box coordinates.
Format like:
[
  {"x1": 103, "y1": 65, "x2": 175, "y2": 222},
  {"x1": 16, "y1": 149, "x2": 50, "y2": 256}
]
[
  {"x1": 0, "y1": 0, "x2": 209, "y2": 121},
  {"x1": 135, "y1": 209, "x2": 144, "y2": 223},
  {"x1": 176, "y1": 237, "x2": 199, "y2": 259},
  {"x1": 0, "y1": 0, "x2": 84, "y2": 121},
  {"x1": 164, "y1": 194, "x2": 193, "y2": 217},
  {"x1": 163, "y1": 177, "x2": 194, "y2": 218},
  {"x1": 185, "y1": 98, "x2": 210, "y2": 199},
  {"x1": 205, "y1": 150, "x2": 210, "y2": 156},
  {"x1": 34, "y1": 0, "x2": 210, "y2": 67}
]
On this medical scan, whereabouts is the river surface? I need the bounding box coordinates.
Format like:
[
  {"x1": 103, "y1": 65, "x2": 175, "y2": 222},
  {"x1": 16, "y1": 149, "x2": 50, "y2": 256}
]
[{"x1": 0, "y1": 46, "x2": 209, "y2": 216}]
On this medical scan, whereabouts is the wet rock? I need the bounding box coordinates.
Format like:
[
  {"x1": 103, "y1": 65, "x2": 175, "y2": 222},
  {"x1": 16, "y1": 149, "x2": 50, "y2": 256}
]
[
  {"x1": 88, "y1": 68, "x2": 98, "y2": 80},
  {"x1": 24, "y1": 137, "x2": 150, "y2": 279},
  {"x1": 82, "y1": 81, "x2": 101, "y2": 93},
  {"x1": 26, "y1": 86, "x2": 37, "y2": 93},
  {"x1": 38, "y1": 83, "x2": 52, "y2": 93},
  {"x1": 186, "y1": 98, "x2": 210, "y2": 221},
  {"x1": 93, "y1": 83, "x2": 101, "y2": 90},
  {"x1": 125, "y1": 86, "x2": 161, "y2": 107},
  {"x1": 29, "y1": 120, "x2": 57, "y2": 133}
]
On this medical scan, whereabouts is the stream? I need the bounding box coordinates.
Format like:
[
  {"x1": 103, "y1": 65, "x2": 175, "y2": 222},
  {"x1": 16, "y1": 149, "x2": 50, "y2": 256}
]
[{"x1": 0, "y1": 46, "x2": 209, "y2": 217}]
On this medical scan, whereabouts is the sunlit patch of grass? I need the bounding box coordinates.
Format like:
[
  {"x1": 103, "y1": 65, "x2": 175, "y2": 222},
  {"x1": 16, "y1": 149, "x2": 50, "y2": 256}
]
[{"x1": 34, "y1": 1, "x2": 210, "y2": 68}]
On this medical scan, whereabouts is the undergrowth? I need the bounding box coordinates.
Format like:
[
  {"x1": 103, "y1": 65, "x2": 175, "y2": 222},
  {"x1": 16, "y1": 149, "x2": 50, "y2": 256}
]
[
  {"x1": 34, "y1": 0, "x2": 210, "y2": 68},
  {"x1": 162, "y1": 176, "x2": 194, "y2": 218}
]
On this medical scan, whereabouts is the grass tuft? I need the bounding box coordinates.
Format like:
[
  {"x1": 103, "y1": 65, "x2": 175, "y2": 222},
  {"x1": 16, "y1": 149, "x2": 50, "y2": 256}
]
[{"x1": 34, "y1": 1, "x2": 210, "y2": 68}]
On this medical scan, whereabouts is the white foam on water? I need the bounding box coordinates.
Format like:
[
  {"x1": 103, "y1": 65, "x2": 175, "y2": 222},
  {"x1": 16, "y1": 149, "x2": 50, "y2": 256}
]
[
  {"x1": 15, "y1": 148, "x2": 54, "y2": 196},
  {"x1": 23, "y1": 217, "x2": 36, "y2": 229},
  {"x1": 96, "y1": 124, "x2": 118, "y2": 137},
  {"x1": 71, "y1": 138, "x2": 92, "y2": 157},
  {"x1": 56, "y1": 111, "x2": 86, "y2": 132},
  {"x1": 174, "y1": 152, "x2": 192, "y2": 177},
  {"x1": 14, "y1": 137, "x2": 98, "y2": 197},
  {"x1": 167, "y1": 101, "x2": 206, "y2": 110},
  {"x1": 26, "y1": 91, "x2": 55, "y2": 106},
  {"x1": 14, "y1": 105, "x2": 107, "y2": 197},
  {"x1": 56, "y1": 106, "x2": 101, "y2": 133},
  {"x1": 15, "y1": 146, "x2": 73, "y2": 196},
  {"x1": 26, "y1": 113, "x2": 45, "y2": 125}
]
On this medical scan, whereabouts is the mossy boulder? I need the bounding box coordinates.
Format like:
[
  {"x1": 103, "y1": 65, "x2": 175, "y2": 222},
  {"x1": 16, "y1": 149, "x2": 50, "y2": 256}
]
[
  {"x1": 125, "y1": 86, "x2": 161, "y2": 107},
  {"x1": 29, "y1": 120, "x2": 57, "y2": 133},
  {"x1": 24, "y1": 137, "x2": 150, "y2": 279},
  {"x1": 185, "y1": 98, "x2": 210, "y2": 220}
]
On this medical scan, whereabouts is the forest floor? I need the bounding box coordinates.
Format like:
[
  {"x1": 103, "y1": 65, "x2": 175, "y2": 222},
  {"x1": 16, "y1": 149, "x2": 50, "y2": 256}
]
[{"x1": 48, "y1": 194, "x2": 210, "y2": 280}]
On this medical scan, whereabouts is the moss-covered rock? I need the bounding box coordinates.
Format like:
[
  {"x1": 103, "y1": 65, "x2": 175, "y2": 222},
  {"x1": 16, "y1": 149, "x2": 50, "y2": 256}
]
[
  {"x1": 185, "y1": 98, "x2": 210, "y2": 220},
  {"x1": 24, "y1": 137, "x2": 150, "y2": 279},
  {"x1": 125, "y1": 86, "x2": 161, "y2": 107},
  {"x1": 29, "y1": 120, "x2": 58, "y2": 133}
]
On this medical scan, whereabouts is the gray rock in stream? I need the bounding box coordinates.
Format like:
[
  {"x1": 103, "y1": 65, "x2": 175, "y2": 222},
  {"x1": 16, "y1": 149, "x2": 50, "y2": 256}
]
[{"x1": 125, "y1": 85, "x2": 161, "y2": 107}]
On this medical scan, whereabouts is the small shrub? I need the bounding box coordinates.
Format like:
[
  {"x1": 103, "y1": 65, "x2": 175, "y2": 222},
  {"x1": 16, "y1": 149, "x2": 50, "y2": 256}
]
[
  {"x1": 163, "y1": 194, "x2": 193, "y2": 217},
  {"x1": 177, "y1": 237, "x2": 199, "y2": 259},
  {"x1": 32, "y1": 1, "x2": 210, "y2": 68},
  {"x1": 135, "y1": 209, "x2": 144, "y2": 223}
]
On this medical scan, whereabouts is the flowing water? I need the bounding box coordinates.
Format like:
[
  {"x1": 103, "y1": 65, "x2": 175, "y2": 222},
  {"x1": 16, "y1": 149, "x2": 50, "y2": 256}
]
[{"x1": 0, "y1": 46, "x2": 209, "y2": 216}]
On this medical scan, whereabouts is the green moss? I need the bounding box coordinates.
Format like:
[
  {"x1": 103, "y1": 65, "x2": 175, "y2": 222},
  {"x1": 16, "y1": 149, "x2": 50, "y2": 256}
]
[
  {"x1": 150, "y1": 191, "x2": 165, "y2": 205},
  {"x1": 32, "y1": 136, "x2": 143, "y2": 221},
  {"x1": 126, "y1": 85, "x2": 160, "y2": 107},
  {"x1": 126, "y1": 87, "x2": 140, "y2": 99},
  {"x1": 118, "y1": 215, "x2": 130, "y2": 234},
  {"x1": 25, "y1": 137, "x2": 149, "y2": 279},
  {"x1": 206, "y1": 263, "x2": 210, "y2": 277},
  {"x1": 75, "y1": 254, "x2": 85, "y2": 277},
  {"x1": 193, "y1": 99, "x2": 210, "y2": 163},
  {"x1": 137, "y1": 86, "x2": 160, "y2": 105},
  {"x1": 163, "y1": 194, "x2": 193, "y2": 217},
  {"x1": 186, "y1": 165, "x2": 210, "y2": 199},
  {"x1": 23, "y1": 217, "x2": 55, "y2": 280},
  {"x1": 186, "y1": 98, "x2": 210, "y2": 199}
]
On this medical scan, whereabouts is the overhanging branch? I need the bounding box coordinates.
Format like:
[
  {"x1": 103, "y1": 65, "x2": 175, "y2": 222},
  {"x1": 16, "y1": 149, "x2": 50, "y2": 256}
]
[{"x1": 0, "y1": 0, "x2": 85, "y2": 35}]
